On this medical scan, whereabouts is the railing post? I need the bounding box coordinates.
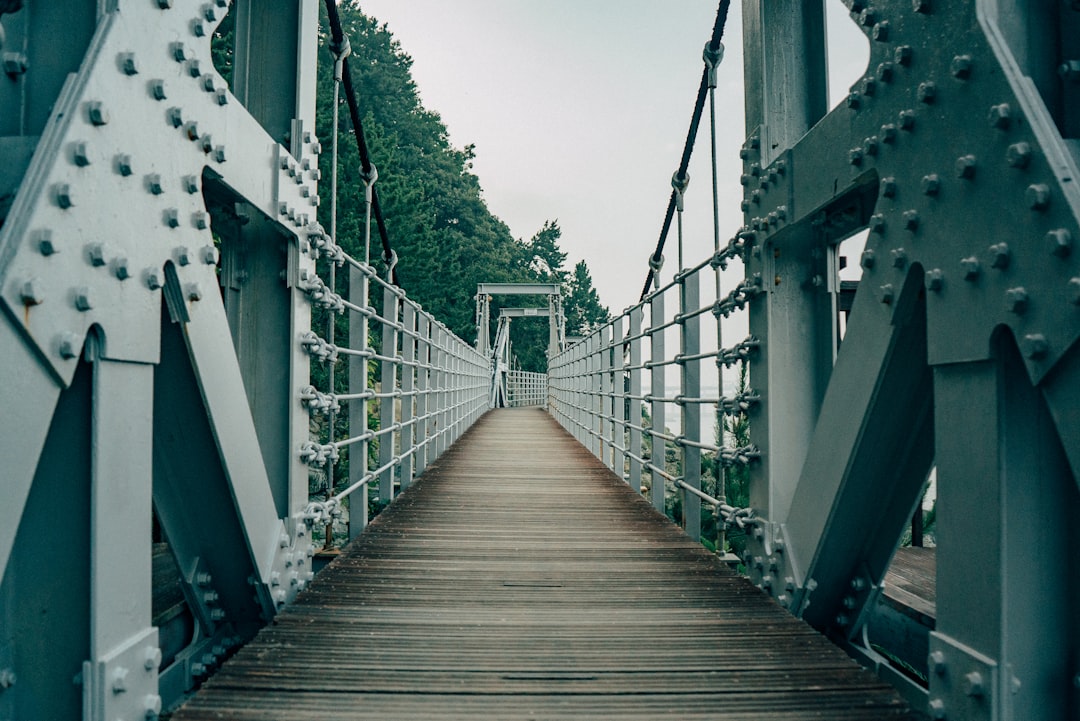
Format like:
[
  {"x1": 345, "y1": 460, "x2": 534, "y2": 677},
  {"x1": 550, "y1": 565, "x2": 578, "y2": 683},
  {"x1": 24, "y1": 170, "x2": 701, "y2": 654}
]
[
  {"x1": 648, "y1": 291, "x2": 666, "y2": 513},
  {"x1": 628, "y1": 306, "x2": 644, "y2": 493},
  {"x1": 400, "y1": 303, "x2": 416, "y2": 489},
  {"x1": 591, "y1": 332, "x2": 603, "y2": 459},
  {"x1": 611, "y1": 315, "x2": 626, "y2": 480},
  {"x1": 679, "y1": 270, "x2": 702, "y2": 541},
  {"x1": 415, "y1": 313, "x2": 431, "y2": 475},
  {"x1": 433, "y1": 326, "x2": 445, "y2": 457},
  {"x1": 348, "y1": 264, "x2": 370, "y2": 538},
  {"x1": 573, "y1": 341, "x2": 584, "y2": 444},
  {"x1": 600, "y1": 324, "x2": 613, "y2": 469},
  {"x1": 379, "y1": 286, "x2": 399, "y2": 504}
]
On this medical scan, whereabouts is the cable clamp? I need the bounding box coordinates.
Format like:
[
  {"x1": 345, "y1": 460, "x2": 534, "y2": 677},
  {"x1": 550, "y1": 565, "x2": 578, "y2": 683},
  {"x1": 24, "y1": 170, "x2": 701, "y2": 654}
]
[{"x1": 702, "y1": 42, "x2": 725, "y2": 89}]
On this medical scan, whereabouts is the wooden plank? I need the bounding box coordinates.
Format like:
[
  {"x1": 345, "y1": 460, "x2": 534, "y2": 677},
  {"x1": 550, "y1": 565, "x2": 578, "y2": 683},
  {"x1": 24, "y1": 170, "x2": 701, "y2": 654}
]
[
  {"x1": 883, "y1": 547, "x2": 936, "y2": 621},
  {"x1": 173, "y1": 409, "x2": 913, "y2": 720}
]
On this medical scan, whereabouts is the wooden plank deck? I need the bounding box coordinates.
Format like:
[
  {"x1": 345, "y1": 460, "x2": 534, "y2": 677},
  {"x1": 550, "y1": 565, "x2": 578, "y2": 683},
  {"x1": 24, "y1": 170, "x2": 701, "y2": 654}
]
[{"x1": 172, "y1": 408, "x2": 913, "y2": 720}]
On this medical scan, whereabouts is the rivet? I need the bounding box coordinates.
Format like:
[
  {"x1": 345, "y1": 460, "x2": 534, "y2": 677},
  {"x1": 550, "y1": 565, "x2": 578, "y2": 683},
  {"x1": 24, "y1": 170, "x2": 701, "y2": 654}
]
[
  {"x1": 168, "y1": 107, "x2": 184, "y2": 128},
  {"x1": 87, "y1": 101, "x2": 109, "y2": 126},
  {"x1": 194, "y1": 212, "x2": 209, "y2": 230},
  {"x1": 146, "y1": 174, "x2": 164, "y2": 195},
  {"x1": 751, "y1": 189, "x2": 762, "y2": 204},
  {"x1": 278, "y1": 202, "x2": 288, "y2": 216},
  {"x1": 767, "y1": 211, "x2": 778, "y2": 226},
  {"x1": 859, "y1": 250, "x2": 876, "y2": 270},
  {"x1": 849, "y1": 148, "x2": 863, "y2": 166},
  {"x1": 192, "y1": 18, "x2": 206, "y2": 37},
  {"x1": 201, "y1": 245, "x2": 217, "y2": 264},
  {"x1": 903, "y1": 210, "x2": 920, "y2": 231},
  {"x1": 921, "y1": 174, "x2": 941, "y2": 196},
  {"x1": 876, "y1": 61, "x2": 894, "y2": 83},
  {"x1": 917, "y1": 82, "x2": 937, "y2": 104},
  {"x1": 215, "y1": 88, "x2": 228, "y2": 105},
  {"x1": 989, "y1": 242, "x2": 1011, "y2": 269},
  {"x1": 951, "y1": 54, "x2": 973, "y2": 80},
  {"x1": 74, "y1": 287, "x2": 93, "y2": 311},
  {"x1": 1068, "y1": 278, "x2": 1080, "y2": 306},
  {"x1": 72, "y1": 141, "x2": 91, "y2": 167},
  {"x1": 58, "y1": 332, "x2": 81, "y2": 359},
  {"x1": 186, "y1": 283, "x2": 203, "y2": 301},
  {"x1": 310, "y1": 195, "x2": 320, "y2": 207},
  {"x1": 145, "y1": 268, "x2": 163, "y2": 291},
  {"x1": 1006, "y1": 287, "x2": 1029, "y2": 314},
  {"x1": 55, "y1": 184, "x2": 74, "y2": 209},
  {"x1": 926, "y1": 269, "x2": 944, "y2": 292},
  {"x1": 1026, "y1": 183, "x2": 1051, "y2": 210},
  {"x1": 1006, "y1": 142, "x2": 1031, "y2": 168},
  {"x1": 37, "y1": 230, "x2": 57, "y2": 256},
  {"x1": 184, "y1": 121, "x2": 199, "y2": 141},
  {"x1": 880, "y1": 177, "x2": 897, "y2": 198},
  {"x1": 899, "y1": 109, "x2": 916, "y2": 131},
  {"x1": 165, "y1": 209, "x2": 180, "y2": 228},
  {"x1": 895, "y1": 45, "x2": 913, "y2": 66},
  {"x1": 114, "y1": 257, "x2": 131, "y2": 280},
  {"x1": 988, "y1": 103, "x2": 1012, "y2": 129},
  {"x1": 300, "y1": 186, "x2": 310, "y2": 198},
  {"x1": 187, "y1": 59, "x2": 201, "y2": 78},
  {"x1": 214, "y1": 145, "x2": 226, "y2": 163},
  {"x1": 913, "y1": 0, "x2": 931, "y2": 12},
  {"x1": 171, "y1": 42, "x2": 187, "y2": 62},
  {"x1": 19, "y1": 278, "x2": 44, "y2": 306},
  {"x1": 870, "y1": 213, "x2": 886, "y2": 233},
  {"x1": 149, "y1": 79, "x2": 167, "y2": 100},
  {"x1": 311, "y1": 168, "x2": 322, "y2": 181},
  {"x1": 183, "y1": 175, "x2": 199, "y2": 194},
  {"x1": 880, "y1": 123, "x2": 898, "y2": 143},
  {"x1": 859, "y1": 8, "x2": 877, "y2": 25},
  {"x1": 202, "y1": 75, "x2": 215, "y2": 92},
  {"x1": 311, "y1": 141, "x2": 323, "y2": 155},
  {"x1": 863, "y1": 137, "x2": 879, "y2": 156},
  {"x1": 202, "y1": 3, "x2": 217, "y2": 21},
  {"x1": 200, "y1": 134, "x2": 214, "y2": 153},
  {"x1": 872, "y1": 21, "x2": 889, "y2": 41},
  {"x1": 119, "y1": 52, "x2": 138, "y2": 75},
  {"x1": 955, "y1": 154, "x2": 977, "y2": 179},
  {"x1": 87, "y1": 243, "x2": 107, "y2": 267},
  {"x1": 749, "y1": 162, "x2": 761, "y2": 177},
  {"x1": 1047, "y1": 228, "x2": 1073, "y2": 258},
  {"x1": 847, "y1": 92, "x2": 862, "y2": 109},
  {"x1": 175, "y1": 246, "x2": 191, "y2": 265},
  {"x1": 115, "y1": 154, "x2": 133, "y2": 176},
  {"x1": 961, "y1": 256, "x2": 981, "y2": 280},
  {"x1": 929, "y1": 650, "x2": 947, "y2": 676},
  {"x1": 892, "y1": 248, "x2": 907, "y2": 268}
]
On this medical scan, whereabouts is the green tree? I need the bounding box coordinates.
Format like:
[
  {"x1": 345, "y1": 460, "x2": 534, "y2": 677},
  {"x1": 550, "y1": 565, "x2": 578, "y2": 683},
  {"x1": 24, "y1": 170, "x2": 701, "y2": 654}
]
[{"x1": 564, "y1": 261, "x2": 609, "y2": 337}]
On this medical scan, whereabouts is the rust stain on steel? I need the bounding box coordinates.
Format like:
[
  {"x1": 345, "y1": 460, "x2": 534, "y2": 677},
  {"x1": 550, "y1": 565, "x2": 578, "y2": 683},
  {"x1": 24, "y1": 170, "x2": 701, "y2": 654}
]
[{"x1": 173, "y1": 408, "x2": 914, "y2": 720}]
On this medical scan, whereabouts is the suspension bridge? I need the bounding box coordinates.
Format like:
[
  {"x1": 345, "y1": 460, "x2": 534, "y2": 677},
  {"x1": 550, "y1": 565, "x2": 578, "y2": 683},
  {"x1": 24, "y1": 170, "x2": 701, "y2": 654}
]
[{"x1": 1, "y1": 1, "x2": 1078, "y2": 720}]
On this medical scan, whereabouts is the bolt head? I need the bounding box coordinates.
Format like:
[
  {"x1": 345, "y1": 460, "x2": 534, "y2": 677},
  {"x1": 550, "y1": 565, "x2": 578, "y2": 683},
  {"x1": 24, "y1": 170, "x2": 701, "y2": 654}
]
[
  {"x1": 114, "y1": 257, "x2": 131, "y2": 280},
  {"x1": 0, "y1": 669, "x2": 16, "y2": 689},
  {"x1": 145, "y1": 268, "x2": 163, "y2": 290},
  {"x1": 200, "y1": 134, "x2": 214, "y2": 153},
  {"x1": 74, "y1": 287, "x2": 93, "y2": 311},
  {"x1": 214, "y1": 145, "x2": 226, "y2": 163},
  {"x1": 926, "y1": 269, "x2": 944, "y2": 292},
  {"x1": 20, "y1": 278, "x2": 44, "y2": 306},
  {"x1": 929, "y1": 650, "x2": 947, "y2": 675},
  {"x1": 921, "y1": 174, "x2": 941, "y2": 196},
  {"x1": 859, "y1": 8, "x2": 877, "y2": 26},
  {"x1": 903, "y1": 210, "x2": 920, "y2": 231},
  {"x1": 184, "y1": 121, "x2": 199, "y2": 141},
  {"x1": 1048, "y1": 228, "x2": 1073, "y2": 258},
  {"x1": 2, "y1": 51, "x2": 29, "y2": 76},
  {"x1": 184, "y1": 175, "x2": 199, "y2": 194},
  {"x1": 115, "y1": 154, "x2": 134, "y2": 176},
  {"x1": 149, "y1": 79, "x2": 167, "y2": 100},
  {"x1": 215, "y1": 88, "x2": 229, "y2": 105},
  {"x1": 898, "y1": 109, "x2": 916, "y2": 131},
  {"x1": 964, "y1": 670, "x2": 985, "y2": 697},
  {"x1": 1005, "y1": 287, "x2": 1029, "y2": 314},
  {"x1": 880, "y1": 177, "x2": 897, "y2": 198},
  {"x1": 58, "y1": 332, "x2": 81, "y2": 359},
  {"x1": 876, "y1": 61, "x2": 895, "y2": 83},
  {"x1": 989, "y1": 243, "x2": 1011, "y2": 269},
  {"x1": 119, "y1": 52, "x2": 138, "y2": 75},
  {"x1": 38, "y1": 231, "x2": 57, "y2": 256},
  {"x1": 895, "y1": 45, "x2": 914, "y2": 66},
  {"x1": 164, "y1": 209, "x2": 180, "y2": 228},
  {"x1": 144, "y1": 646, "x2": 163, "y2": 671},
  {"x1": 1026, "y1": 183, "x2": 1051, "y2": 210},
  {"x1": 168, "y1": 106, "x2": 183, "y2": 127},
  {"x1": 870, "y1": 214, "x2": 886, "y2": 234},
  {"x1": 175, "y1": 246, "x2": 191, "y2": 265},
  {"x1": 955, "y1": 155, "x2": 977, "y2": 179},
  {"x1": 988, "y1": 103, "x2": 1012, "y2": 129},
  {"x1": 863, "y1": 137, "x2": 879, "y2": 156},
  {"x1": 147, "y1": 174, "x2": 164, "y2": 194},
  {"x1": 72, "y1": 141, "x2": 91, "y2": 167},
  {"x1": 929, "y1": 698, "x2": 946, "y2": 720},
  {"x1": 191, "y1": 18, "x2": 206, "y2": 37},
  {"x1": 203, "y1": 3, "x2": 218, "y2": 21},
  {"x1": 961, "y1": 256, "x2": 981, "y2": 280},
  {"x1": 872, "y1": 21, "x2": 889, "y2": 41},
  {"x1": 143, "y1": 694, "x2": 162, "y2": 720},
  {"x1": 849, "y1": 148, "x2": 863, "y2": 166},
  {"x1": 111, "y1": 667, "x2": 129, "y2": 694},
  {"x1": 87, "y1": 101, "x2": 109, "y2": 126},
  {"x1": 1006, "y1": 142, "x2": 1031, "y2": 168},
  {"x1": 202, "y1": 74, "x2": 215, "y2": 92},
  {"x1": 87, "y1": 243, "x2": 107, "y2": 267},
  {"x1": 1059, "y1": 60, "x2": 1080, "y2": 82},
  {"x1": 194, "y1": 212, "x2": 209, "y2": 231},
  {"x1": 847, "y1": 92, "x2": 861, "y2": 109},
  {"x1": 1023, "y1": 334, "x2": 1048, "y2": 360},
  {"x1": 186, "y1": 283, "x2": 203, "y2": 301},
  {"x1": 918, "y1": 82, "x2": 937, "y2": 104},
  {"x1": 1068, "y1": 277, "x2": 1080, "y2": 305},
  {"x1": 951, "y1": 54, "x2": 973, "y2": 79},
  {"x1": 201, "y1": 244, "x2": 217, "y2": 263},
  {"x1": 891, "y1": 248, "x2": 907, "y2": 268},
  {"x1": 55, "y1": 183, "x2": 74, "y2": 209},
  {"x1": 187, "y1": 59, "x2": 201, "y2": 78},
  {"x1": 880, "y1": 284, "x2": 895, "y2": 304},
  {"x1": 880, "y1": 123, "x2": 898, "y2": 143},
  {"x1": 913, "y1": 0, "x2": 931, "y2": 12},
  {"x1": 860, "y1": 250, "x2": 876, "y2": 269}
]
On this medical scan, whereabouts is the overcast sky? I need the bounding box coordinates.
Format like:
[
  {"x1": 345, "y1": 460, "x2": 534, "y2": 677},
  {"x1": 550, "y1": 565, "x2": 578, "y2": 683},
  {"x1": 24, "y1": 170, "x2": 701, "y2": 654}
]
[{"x1": 354, "y1": 1, "x2": 870, "y2": 315}]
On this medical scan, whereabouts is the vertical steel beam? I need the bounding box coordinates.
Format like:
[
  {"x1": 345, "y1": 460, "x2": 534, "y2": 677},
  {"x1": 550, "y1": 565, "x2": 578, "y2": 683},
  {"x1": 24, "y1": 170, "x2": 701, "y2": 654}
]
[
  {"x1": 679, "y1": 271, "x2": 702, "y2": 541},
  {"x1": 628, "y1": 306, "x2": 644, "y2": 493},
  {"x1": 400, "y1": 303, "x2": 416, "y2": 488},
  {"x1": 379, "y1": 287, "x2": 399, "y2": 504},
  {"x1": 348, "y1": 265, "x2": 369, "y2": 539},
  {"x1": 649, "y1": 292, "x2": 666, "y2": 513}
]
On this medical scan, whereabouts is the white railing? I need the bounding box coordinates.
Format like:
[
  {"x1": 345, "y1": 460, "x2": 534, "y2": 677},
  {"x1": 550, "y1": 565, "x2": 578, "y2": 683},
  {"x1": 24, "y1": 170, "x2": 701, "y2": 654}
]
[
  {"x1": 506, "y1": 370, "x2": 547, "y2": 407},
  {"x1": 299, "y1": 233, "x2": 488, "y2": 540}
]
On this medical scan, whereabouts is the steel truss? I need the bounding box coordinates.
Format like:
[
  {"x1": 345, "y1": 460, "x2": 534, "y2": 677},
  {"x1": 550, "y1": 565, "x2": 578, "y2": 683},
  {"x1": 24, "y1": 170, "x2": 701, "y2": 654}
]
[
  {"x1": 741, "y1": 1, "x2": 1080, "y2": 718},
  {"x1": 0, "y1": 1, "x2": 323, "y2": 718}
]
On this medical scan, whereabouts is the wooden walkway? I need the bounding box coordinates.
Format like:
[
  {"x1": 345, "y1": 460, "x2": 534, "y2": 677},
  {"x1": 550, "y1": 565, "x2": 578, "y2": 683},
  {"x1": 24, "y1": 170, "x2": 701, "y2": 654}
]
[{"x1": 173, "y1": 408, "x2": 913, "y2": 720}]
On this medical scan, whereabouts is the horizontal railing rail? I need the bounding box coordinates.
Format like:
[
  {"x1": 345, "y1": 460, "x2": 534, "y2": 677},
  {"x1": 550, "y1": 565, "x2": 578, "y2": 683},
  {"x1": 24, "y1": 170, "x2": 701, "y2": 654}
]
[{"x1": 506, "y1": 370, "x2": 547, "y2": 407}]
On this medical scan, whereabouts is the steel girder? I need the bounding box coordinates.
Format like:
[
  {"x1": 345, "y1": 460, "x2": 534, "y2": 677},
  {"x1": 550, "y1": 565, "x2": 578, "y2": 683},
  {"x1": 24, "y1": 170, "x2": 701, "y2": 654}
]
[
  {"x1": 0, "y1": 1, "x2": 321, "y2": 718},
  {"x1": 742, "y1": 1, "x2": 1079, "y2": 718}
]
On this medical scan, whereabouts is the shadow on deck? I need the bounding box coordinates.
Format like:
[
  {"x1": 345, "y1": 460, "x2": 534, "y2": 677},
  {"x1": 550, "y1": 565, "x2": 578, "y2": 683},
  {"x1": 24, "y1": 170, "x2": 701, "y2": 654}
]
[{"x1": 173, "y1": 408, "x2": 914, "y2": 720}]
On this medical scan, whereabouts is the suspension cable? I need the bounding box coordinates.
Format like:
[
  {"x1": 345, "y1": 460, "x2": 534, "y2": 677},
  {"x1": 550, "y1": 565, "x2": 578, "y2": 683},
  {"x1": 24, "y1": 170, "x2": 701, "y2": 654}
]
[
  {"x1": 639, "y1": 1, "x2": 731, "y2": 301},
  {"x1": 323, "y1": 0, "x2": 399, "y2": 285}
]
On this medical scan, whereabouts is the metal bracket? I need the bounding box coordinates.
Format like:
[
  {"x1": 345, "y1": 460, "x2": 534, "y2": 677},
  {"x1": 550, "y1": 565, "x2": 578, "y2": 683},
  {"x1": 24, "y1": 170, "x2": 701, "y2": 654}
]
[
  {"x1": 928, "y1": 632, "x2": 1000, "y2": 721},
  {"x1": 81, "y1": 626, "x2": 160, "y2": 721}
]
